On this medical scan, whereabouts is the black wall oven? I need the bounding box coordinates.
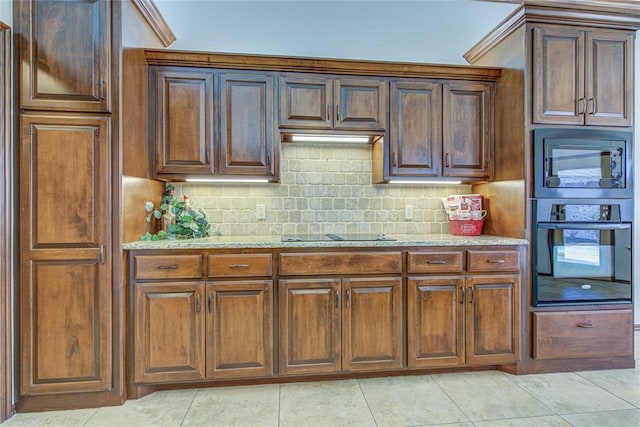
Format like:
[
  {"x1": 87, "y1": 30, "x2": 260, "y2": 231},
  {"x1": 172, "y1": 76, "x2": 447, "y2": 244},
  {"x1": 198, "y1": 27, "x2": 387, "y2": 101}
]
[
  {"x1": 534, "y1": 128, "x2": 633, "y2": 198},
  {"x1": 532, "y1": 199, "x2": 633, "y2": 306}
]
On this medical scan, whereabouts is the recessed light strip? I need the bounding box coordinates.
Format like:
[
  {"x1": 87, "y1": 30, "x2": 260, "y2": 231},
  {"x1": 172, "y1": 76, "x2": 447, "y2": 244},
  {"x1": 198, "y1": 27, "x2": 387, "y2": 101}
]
[
  {"x1": 185, "y1": 178, "x2": 270, "y2": 183},
  {"x1": 290, "y1": 134, "x2": 371, "y2": 143},
  {"x1": 388, "y1": 180, "x2": 463, "y2": 185}
]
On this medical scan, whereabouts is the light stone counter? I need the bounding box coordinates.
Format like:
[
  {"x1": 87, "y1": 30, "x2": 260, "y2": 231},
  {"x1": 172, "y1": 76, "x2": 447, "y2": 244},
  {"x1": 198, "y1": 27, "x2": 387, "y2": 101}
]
[{"x1": 123, "y1": 234, "x2": 528, "y2": 250}]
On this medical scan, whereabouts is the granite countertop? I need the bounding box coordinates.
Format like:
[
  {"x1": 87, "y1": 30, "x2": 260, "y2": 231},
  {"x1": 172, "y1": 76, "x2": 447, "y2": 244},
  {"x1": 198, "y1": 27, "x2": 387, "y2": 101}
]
[{"x1": 123, "y1": 234, "x2": 528, "y2": 250}]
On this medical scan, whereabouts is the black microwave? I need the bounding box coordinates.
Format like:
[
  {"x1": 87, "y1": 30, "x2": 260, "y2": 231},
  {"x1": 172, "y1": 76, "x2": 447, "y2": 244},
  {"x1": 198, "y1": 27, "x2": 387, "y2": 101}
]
[{"x1": 533, "y1": 129, "x2": 633, "y2": 198}]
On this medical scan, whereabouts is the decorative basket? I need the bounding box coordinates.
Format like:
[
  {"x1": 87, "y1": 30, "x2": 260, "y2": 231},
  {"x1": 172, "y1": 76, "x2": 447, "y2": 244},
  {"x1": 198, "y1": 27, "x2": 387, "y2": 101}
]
[{"x1": 449, "y1": 219, "x2": 484, "y2": 236}]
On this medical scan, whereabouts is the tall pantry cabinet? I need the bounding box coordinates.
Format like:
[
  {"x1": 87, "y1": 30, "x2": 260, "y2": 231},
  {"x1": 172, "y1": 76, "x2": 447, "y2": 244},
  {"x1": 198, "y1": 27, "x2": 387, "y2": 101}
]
[{"x1": 14, "y1": 0, "x2": 121, "y2": 410}]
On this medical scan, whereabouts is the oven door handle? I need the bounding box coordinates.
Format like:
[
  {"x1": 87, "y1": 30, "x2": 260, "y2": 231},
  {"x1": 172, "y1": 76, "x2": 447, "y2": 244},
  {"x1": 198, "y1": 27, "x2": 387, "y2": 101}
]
[{"x1": 537, "y1": 223, "x2": 630, "y2": 230}]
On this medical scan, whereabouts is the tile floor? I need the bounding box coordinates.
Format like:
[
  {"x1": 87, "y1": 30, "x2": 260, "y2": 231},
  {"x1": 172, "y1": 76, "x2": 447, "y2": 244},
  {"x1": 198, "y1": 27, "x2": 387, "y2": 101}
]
[{"x1": 4, "y1": 332, "x2": 639, "y2": 427}]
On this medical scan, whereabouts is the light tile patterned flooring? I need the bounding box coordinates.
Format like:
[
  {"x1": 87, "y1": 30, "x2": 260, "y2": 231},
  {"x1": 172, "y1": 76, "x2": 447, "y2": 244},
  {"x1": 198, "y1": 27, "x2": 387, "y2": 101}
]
[{"x1": 5, "y1": 332, "x2": 639, "y2": 427}]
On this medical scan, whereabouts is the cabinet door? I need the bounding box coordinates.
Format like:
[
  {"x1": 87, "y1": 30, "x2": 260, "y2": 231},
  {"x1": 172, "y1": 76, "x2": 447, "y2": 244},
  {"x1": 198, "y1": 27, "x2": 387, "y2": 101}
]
[
  {"x1": 152, "y1": 68, "x2": 214, "y2": 176},
  {"x1": 335, "y1": 78, "x2": 388, "y2": 131},
  {"x1": 532, "y1": 26, "x2": 585, "y2": 125},
  {"x1": 443, "y1": 82, "x2": 492, "y2": 179},
  {"x1": 342, "y1": 277, "x2": 403, "y2": 371},
  {"x1": 206, "y1": 281, "x2": 273, "y2": 379},
  {"x1": 17, "y1": 0, "x2": 111, "y2": 112},
  {"x1": 279, "y1": 74, "x2": 333, "y2": 129},
  {"x1": 219, "y1": 72, "x2": 277, "y2": 178},
  {"x1": 389, "y1": 80, "x2": 442, "y2": 177},
  {"x1": 585, "y1": 29, "x2": 634, "y2": 127},
  {"x1": 407, "y1": 277, "x2": 464, "y2": 368},
  {"x1": 466, "y1": 275, "x2": 520, "y2": 366},
  {"x1": 279, "y1": 278, "x2": 341, "y2": 375},
  {"x1": 20, "y1": 115, "x2": 111, "y2": 395},
  {"x1": 134, "y1": 282, "x2": 205, "y2": 383}
]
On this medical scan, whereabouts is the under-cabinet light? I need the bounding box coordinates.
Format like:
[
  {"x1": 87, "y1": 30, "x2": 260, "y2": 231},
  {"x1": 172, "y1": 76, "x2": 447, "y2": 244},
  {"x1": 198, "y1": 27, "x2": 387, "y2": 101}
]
[
  {"x1": 289, "y1": 134, "x2": 372, "y2": 143},
  {"x1": 185, "y1": 178, "x2": 270, "y2": 183},
  {"x1": 388, "y1": 180, "x2": 463, "y2": 185}
]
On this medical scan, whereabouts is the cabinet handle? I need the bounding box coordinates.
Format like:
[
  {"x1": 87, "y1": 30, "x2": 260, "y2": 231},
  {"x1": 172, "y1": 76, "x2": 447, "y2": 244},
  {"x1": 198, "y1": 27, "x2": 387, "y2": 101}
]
[
  {"x1": 207, "y1": 294, "x2": 212, "y2": 313},
  {"x1": 266, "y1": 152, "x2": 271, "y2": 167},
  {"x1": 335, "y1": 290, "x2": 340, "y2": 308},
  {"x1": 445, "y1": 153, "x2": 450, "y2": 168},
  {"x1": 469, "y1": 287, "x2": 475, "y2": 304},
  {"x1": 336, "y1": 104, "x2": 340, "y2": 121},
  {"x1": 576, "y1": 322, "x2": 594, "y2": 329},
  {"x1": 327, "y1": 104, "x2": 330, "y2": 121},
  {"x1": 578, "y1": 97, "x2": 586, "y2": 115},
  {"x1": 156, "y1": 265, "x2": 178, "y2": 270},
  {"x1": 99, "y1": 245, "x2": 105, "y2": 264},
  {"x1": 195, "y1": 294, "x2": 201, "y2": 313},
  {"x1": 486, "y1": 259, "x2": 505, "y2": 264},
  {"x1": 230, "y1": 264, "x2": 250, "y2": 268},
  {"x1": 346, "y1": 289, "x2": 351, "y2": 308},
  {"x1": 427, "y1": 260, "x2": 447, "y2": 265},
  {"x1": 460, "y1": 287, "x2": 465, "y2": 304},
  {"x1": 205, "y1": 148, "x2": 209, "y2": 165},
  {"x1": 392, "y1": 152, "x2": 398, "y2": 167},
  {"x1": 99, "y1": 79, "x2": 105, "y2": 100},
  {"x1": 589, "y1": 98, "x2": 597, "y2": 115}
]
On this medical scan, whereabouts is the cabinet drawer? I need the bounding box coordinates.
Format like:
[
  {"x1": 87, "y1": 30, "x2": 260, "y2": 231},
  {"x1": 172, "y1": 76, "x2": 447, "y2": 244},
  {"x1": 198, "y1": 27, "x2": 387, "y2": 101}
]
[
  {"x1": 208, "y1": 254, "x2": 273, "y2": 277},
  {"x1": 533, "y1": 310, "x2": 633, "y2": 360},
  {"x1": 134, "y1": 255, "x2": 203, "y2": 279},
  {"x1": 279, "y1": 252, "x2": 402, "y2": 275},
  {"x1": 407, "y1": 251, "x2": 463, "y2": 273},
  {"x1": 467, "y1": 250, "x2": 519, "y2": 272}
]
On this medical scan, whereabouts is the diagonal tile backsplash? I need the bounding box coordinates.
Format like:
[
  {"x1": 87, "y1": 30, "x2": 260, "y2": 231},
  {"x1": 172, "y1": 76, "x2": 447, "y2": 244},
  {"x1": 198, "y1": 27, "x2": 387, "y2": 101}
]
[{"x1": 172, "y1": 144, "x2": 469, "y2": 236}]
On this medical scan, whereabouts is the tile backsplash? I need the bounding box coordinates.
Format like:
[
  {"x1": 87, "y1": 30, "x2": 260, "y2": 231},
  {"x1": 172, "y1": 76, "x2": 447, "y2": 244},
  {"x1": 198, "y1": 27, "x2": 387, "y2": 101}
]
[{"x1": 172, "y1": 144, "x2": 470, "y2": 236}]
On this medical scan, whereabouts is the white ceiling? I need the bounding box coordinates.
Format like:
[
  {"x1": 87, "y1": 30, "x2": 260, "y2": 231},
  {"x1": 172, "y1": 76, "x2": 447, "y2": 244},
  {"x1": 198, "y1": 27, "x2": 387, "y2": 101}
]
[{"x1": 153, "y1": 0, "x2": 520, "y2": 65}]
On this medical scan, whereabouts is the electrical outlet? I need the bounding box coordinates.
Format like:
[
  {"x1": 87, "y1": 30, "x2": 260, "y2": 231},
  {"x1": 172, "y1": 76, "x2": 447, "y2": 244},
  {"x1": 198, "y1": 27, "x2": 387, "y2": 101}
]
[
  {"x1": 405, "y1": 205, "x2": 414, "y2": 220},
  {"x1": 256, "y1": 204, "x2": 266, "y2": 220}
]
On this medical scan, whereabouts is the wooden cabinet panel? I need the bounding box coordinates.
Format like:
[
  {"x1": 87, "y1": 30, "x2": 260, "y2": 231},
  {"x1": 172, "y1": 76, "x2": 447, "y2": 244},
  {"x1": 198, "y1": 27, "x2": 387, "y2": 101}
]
[
  {"x1": 18, "y1": 0, "x2": 111, "y2": 112},
  {"x1": 207, "y1": 254, "x2": 272, "y2": 278},
  {"x1": 134, "y1": 254, "x2": 203, "y2": 280},
  {"x1": 466, "y1": 275, "x2": 519, "y2": 365},
  {"x1": 407, "y1": 277, "x2": 464, "y2": 368},
  {"x1": 389, "y1": 80, "x2": 441, "y2": 177},
  {"x1": 467, "y1": 250, "x2": 520, "y2": 273},
  {"x1": 206, "y1": 280, "x2": 273, "y2": 378},
  {"x1": 334, "y1": 78, "x2": 388, "y2": 131},
  {"x1": 279, "y1": 75, "x2": 332, "y2": 129},
  {"x1": 443, "y1": 82, "x2": 492, "y2": 179},
  {"x1": 278, "y1": 74, "x2": 387, "y2": 131},
  {"x1": 585, "y1": 30, "x2": 633, "y2": 126},
  {"x1": 279, "y1": 252, "x2": 402, "y2": 276},
  {"x1": 218, "y1": 72, "x2": 276, "y2": 178},
  {"x1": 279, "y1": 278, "x2": 341, "y2": 375},
  {"x1": 532, "y1": 26, "x2": 584, "y2": 125},
  {"x1": 152, "y1": 68, "x2": 214, "y2": 176},
  {"x1": 533, "y1": 310, "x2": 632, "y2": 360},
  {"x1": 407, "y1": 251, "x2": 464, "y2": 274},
  {"x1": 20, "y1": 114, "x2": 111, "y2": 395},
  {"x1": 134, "y1": 282, "x2": 205, "y2": 383},
  {"x1": 342, "y1": 278, "x2": 403, "y2": 371},
  {"x1": 21, "y1": 260, "x2": 110, "y2": 395},
  {"x1": 533, "y1": 25, "x2": 633, "y2": 127}
]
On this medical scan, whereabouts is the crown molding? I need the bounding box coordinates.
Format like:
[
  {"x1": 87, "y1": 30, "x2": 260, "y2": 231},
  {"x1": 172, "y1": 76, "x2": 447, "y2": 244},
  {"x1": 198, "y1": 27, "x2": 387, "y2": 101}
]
[{"x1": 131, "y1": 0, "x2": 176, "y2": 48}]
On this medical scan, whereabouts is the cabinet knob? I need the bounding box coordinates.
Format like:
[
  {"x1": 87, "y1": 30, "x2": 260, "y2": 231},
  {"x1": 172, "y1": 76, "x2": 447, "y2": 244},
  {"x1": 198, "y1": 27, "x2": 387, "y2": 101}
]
[
  {"x1": 445, "y1": 153, "x2": 450, "y2": 168},
  {"x1": 576, "y1": 322, "x2": 594, "y2": 329},
  {"x1": 195, "y1": 294, "x2": 201, "y2": 313},
  {"x1": 460, "y1": 287, "x2": 465, "y2": 304}
]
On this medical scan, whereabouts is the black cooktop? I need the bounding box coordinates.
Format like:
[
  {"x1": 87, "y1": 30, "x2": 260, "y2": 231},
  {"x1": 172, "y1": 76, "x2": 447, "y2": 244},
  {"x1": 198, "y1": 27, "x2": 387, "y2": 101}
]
[{"x1": 281, "y1": 233, "x2": 395, "y2": 242}]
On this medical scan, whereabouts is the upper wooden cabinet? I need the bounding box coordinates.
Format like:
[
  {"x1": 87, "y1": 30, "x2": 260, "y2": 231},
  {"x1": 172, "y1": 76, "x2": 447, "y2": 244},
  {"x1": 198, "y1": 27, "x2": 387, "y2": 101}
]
[
  {"x1": 152, "y1": 68, "x2": 214, "y2": 176},
  {"x1": 387, "y1": 79, "x2": 492, "y2": 181},
  {"x1": 17, "y1": 0, "x2": 111, "y2": 112},
  {"x1": 150, "y1": 67, "x2": 278, "y2": 181},
  {"x1": 279, "y1": 74, "x2": 388, "y2": 131},
  {"x1": 532, "y1": 25, "x2": 634, "y2": 127}
]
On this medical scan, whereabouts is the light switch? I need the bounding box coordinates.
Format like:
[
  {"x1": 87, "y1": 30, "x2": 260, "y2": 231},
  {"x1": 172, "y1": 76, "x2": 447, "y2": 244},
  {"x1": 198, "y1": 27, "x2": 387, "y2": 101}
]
[
  {"x1": 405, "y1": 205, "x2": 414, "y2": 220},
  {"x1": 256, "y1": 204, "x2": 266, "y2": 220}
]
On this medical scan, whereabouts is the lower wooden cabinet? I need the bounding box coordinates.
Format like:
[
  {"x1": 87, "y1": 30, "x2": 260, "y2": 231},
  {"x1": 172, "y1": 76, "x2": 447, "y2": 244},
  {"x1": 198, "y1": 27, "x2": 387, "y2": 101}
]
[
  {"x1": 279, "y1": 277, "x2": 403, "y2": 375},
  {"x1": 134, "y1": 280, "x2": 273, "y2": 384},
  {"x1": 408, "y1": 273, "x2": 520, "y2": 368}
]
